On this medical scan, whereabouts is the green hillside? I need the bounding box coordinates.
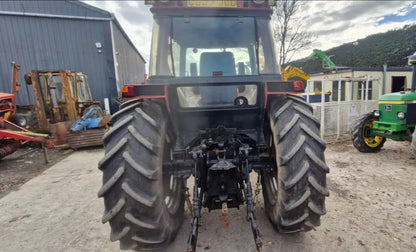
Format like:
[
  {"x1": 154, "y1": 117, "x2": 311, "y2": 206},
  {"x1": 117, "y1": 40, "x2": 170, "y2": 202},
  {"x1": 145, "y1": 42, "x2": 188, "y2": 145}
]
[{"x1": 288, "y1": 23, "x2": 416, "y2": 74}]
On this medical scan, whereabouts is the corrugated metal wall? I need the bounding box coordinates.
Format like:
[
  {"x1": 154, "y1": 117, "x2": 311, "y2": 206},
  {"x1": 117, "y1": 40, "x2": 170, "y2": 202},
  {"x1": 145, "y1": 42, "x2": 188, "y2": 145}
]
[
  {"x1": 0, "y1": 1, "x2": 146, "y2": 113},
  {"x1": 0, "y1": 14, "x2": 115, "y2": 107},
  {"x1": 112, "y1": 21, "x2": 146, "y2": 91}
]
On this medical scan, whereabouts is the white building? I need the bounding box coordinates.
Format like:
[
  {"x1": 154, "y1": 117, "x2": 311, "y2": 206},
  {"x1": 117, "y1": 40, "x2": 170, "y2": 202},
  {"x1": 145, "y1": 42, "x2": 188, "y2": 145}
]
[{"x1": 308, "y1": 66, "x2": 413, "y2": 102}]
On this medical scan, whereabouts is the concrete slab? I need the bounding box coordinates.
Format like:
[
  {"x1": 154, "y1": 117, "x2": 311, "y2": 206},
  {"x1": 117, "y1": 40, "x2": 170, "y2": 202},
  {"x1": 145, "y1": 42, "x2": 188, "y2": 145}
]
[
  {"x1": 0, "y1": 149, "x2": 118, "y2": 252},
  {"x1": 1, "y1": 140, "x2": 415, "y2": 252}
]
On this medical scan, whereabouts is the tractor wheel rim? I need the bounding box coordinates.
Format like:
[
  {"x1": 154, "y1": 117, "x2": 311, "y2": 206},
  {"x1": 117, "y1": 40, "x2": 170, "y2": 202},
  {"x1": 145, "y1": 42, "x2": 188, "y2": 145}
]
[
  {"x1": 163, "y1": 148, "x2": 181, "y2": 214},
  {"x1": 163, "y1": 174, "x2": 181, "y2": 214},
  {"x1": 363, "y1": 119, "x2": 384, "y2": 147}
]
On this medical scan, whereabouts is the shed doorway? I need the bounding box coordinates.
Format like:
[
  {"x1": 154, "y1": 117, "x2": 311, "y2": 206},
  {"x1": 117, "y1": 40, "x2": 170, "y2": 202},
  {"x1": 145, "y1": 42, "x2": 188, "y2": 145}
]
[{"x1": 391, "y1": 76, "x2": 406, "y2": 92}]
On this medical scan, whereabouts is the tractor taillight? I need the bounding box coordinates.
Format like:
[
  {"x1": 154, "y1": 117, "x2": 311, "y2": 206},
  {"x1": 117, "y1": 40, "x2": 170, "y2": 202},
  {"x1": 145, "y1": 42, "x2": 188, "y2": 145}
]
[
  {"x1": 122, "y1": 85, "x2": 135, "y2": 97},
  {"x1": 293, "y1": 81, "x2": 304, "y2": 92}
]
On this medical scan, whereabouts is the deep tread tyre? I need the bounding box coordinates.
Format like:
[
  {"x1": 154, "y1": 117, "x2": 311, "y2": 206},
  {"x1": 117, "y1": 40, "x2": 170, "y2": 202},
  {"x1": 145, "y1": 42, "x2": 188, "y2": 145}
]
[
  {"x1": 262, "y1": 95, "x2": 329, "y2": 233},
  {"x1": 98, "y1": 100, "x2": 185, "y2": 250},
  {"x1": 351, "y1": 112, "x2": 386, "y2": 152}
]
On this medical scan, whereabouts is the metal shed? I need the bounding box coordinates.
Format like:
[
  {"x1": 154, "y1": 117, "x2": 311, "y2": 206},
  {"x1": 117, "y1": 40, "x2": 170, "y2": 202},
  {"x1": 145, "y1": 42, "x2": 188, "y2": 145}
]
[{"x1": 0, "y1": 0, "x2": 146, "y2": 113}]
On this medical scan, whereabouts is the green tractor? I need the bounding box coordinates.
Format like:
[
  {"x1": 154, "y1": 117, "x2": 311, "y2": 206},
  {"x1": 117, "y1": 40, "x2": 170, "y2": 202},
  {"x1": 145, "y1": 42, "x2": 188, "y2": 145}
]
[{"x1": 351, "y1": 52, "x2": 416, "y2": 153}]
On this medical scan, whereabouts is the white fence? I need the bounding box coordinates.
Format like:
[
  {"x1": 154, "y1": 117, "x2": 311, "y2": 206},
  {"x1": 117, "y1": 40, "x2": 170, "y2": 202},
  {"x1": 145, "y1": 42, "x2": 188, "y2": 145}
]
[
  {"x1": 306, "y1": 76, "x2": 380, "y2": 143},
  {"x1": 310, "y1": 101, "x2": 378, "y2": 142}
]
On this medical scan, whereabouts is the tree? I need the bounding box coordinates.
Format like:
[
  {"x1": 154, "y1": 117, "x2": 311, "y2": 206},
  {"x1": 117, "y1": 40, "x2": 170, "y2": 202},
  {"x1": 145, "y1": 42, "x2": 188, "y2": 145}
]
[{"x1": 272, "y1": 0, "x2": 314, "y2": 65}]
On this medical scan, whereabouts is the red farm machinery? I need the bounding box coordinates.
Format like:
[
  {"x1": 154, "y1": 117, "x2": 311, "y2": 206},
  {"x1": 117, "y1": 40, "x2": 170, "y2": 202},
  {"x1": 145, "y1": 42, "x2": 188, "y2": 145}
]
[{"x1": 0, "y1": 62, "x2": 52, "y2": 160}]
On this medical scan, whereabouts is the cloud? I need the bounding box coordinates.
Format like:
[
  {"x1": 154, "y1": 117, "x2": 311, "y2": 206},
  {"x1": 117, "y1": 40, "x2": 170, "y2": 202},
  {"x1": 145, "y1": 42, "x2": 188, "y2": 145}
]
[
  {"x1": 83, "y1": 1, "x2": 416, "y2": 65},
  {"x1": 314, "y1": 23, "x2": 354, "y2": 37},
  {"x1": 112, "y1": 1, "x2": 153, "y2": 27},
  {"x1": 378, "y1": 2, "x2": 416, "y2": 24},
  {"x1": 291, "y1": 1, "x2": 416, "y2": 60}
]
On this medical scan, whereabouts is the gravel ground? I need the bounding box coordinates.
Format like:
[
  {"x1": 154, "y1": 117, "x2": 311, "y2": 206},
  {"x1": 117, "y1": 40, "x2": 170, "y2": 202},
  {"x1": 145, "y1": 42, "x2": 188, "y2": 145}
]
[{"x1": 0, "y1": 140, "x2": 415, "y2": 251}]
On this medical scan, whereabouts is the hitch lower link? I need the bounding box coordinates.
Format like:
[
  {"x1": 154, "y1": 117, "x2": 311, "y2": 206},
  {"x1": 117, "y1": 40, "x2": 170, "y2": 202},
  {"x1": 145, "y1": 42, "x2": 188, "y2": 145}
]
[
  {"x1": 245, "y1": 179, "x2": 262, "y2": 252},
  {"x1": 185, "y1": 160, "x2": 262, "y2": 251},
  {"x1": 186, "y1": 182, "x2": 201, "y2": 252},
  {"x1": 186, "y1": 157, "x2": 202, "y2": 252}
]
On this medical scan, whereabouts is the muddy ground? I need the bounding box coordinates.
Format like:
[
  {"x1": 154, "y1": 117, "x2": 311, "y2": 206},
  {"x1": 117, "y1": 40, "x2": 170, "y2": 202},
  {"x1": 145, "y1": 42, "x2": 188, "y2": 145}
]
[
  {"x1": 0, "y1": 146, "x2": 73, "y2": 199},
  {"x1": 0, "y1": 140, "x2": 415, "y2": 251}
]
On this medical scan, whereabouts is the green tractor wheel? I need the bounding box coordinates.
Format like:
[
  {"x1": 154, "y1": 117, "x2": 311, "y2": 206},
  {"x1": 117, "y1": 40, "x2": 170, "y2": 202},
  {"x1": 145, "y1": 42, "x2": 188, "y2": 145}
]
[{"x1": 351, "y1": 112, "x2": 386, "y2": 152}]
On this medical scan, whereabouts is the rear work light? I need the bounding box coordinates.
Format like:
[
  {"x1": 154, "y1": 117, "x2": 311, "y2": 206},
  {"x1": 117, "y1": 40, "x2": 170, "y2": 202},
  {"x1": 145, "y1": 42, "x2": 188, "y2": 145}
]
[
  {"x1": 122, "y1": 85, "x2": 135, "y2": 97},
  {"x1": 293, "y1": 81, "x2": 304, "y2": 92}
]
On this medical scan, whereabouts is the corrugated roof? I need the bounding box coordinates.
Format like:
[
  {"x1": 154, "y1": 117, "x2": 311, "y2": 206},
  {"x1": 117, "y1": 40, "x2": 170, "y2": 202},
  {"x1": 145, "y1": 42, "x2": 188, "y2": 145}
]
[{"x1": 0, "y1": 0, "x2": 111, "y2": 18}]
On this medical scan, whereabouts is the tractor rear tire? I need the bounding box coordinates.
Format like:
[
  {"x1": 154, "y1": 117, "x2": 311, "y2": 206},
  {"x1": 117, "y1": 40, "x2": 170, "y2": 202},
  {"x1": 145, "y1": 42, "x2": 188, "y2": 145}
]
[
  {"x1": 98, "y1": 100, "x2": 185, "y2": 250},
  {"x1": 351, "y1": 112, "x2": 386, "y2": 152},
  {"x1": 262, "y1": 95, "x2": 329, "y2": 233}
]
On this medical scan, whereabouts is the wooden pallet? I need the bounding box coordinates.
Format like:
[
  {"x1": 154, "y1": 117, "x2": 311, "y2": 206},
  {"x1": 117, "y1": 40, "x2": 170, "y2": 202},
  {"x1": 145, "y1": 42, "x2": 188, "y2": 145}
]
[{"x1": 67, "y1": 128, "x2": 106, "y2": 149}]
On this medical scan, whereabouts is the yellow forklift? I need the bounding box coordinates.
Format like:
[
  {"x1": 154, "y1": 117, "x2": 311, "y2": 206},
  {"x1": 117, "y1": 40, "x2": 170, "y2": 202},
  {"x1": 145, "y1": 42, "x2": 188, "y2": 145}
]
[{"x1": 24, "y1": 70, "x2": 109, "y2": 148}]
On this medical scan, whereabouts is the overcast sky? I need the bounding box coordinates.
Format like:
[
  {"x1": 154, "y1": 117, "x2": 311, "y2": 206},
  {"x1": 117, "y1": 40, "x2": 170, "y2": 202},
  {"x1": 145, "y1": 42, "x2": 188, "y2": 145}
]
[{"x1": 84, "y1": 1, "x2": 416, "y2": 67}]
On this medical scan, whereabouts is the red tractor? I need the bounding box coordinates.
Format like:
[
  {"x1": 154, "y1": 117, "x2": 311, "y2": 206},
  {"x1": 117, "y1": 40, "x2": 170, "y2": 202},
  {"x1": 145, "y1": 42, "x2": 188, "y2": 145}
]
[{"x1": 99, "y1": 1, "x2": 329, "y2": 251}]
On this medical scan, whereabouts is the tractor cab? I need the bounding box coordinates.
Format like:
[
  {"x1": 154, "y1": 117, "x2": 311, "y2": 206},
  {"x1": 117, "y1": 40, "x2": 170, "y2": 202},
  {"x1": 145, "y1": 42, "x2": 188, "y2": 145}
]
[
  {"x1": 146, "y1": 0, "x2": 281, "y2": 80},
  {"x1": 145, "y1": 0, "x2": 290, "y2": 143},
  {"x1": 123, "y1": 0, "x2": 303, "y2": 147},
  {"x1": 148, "y1": 5, "x2": 280, "y2": 79}
]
